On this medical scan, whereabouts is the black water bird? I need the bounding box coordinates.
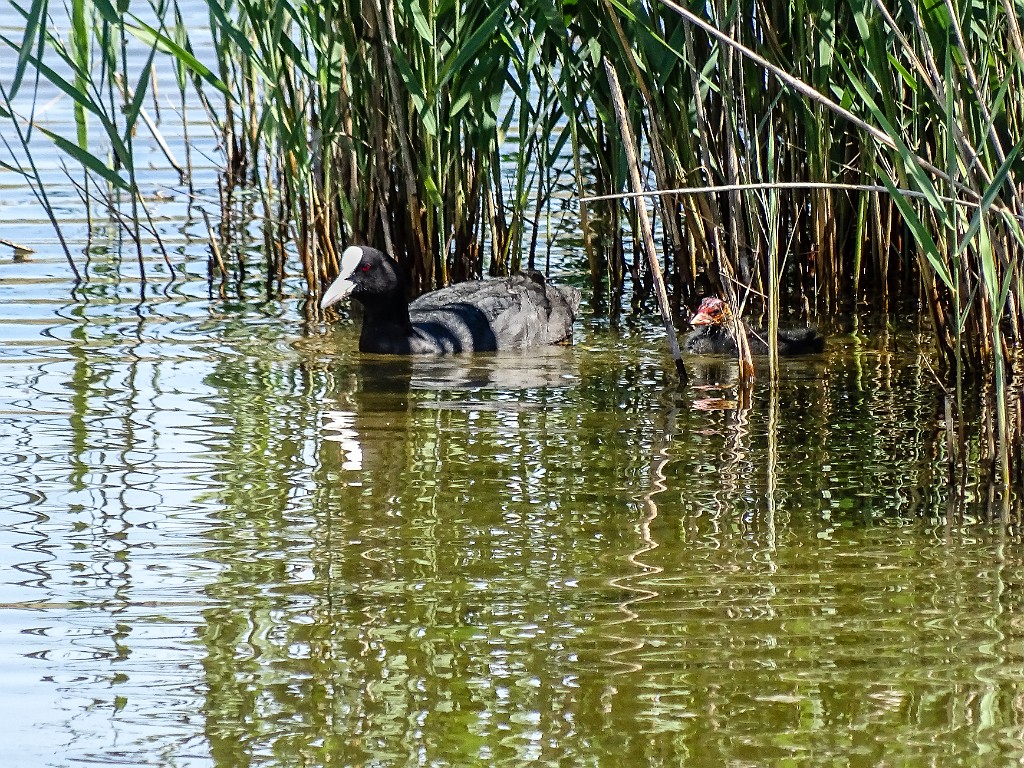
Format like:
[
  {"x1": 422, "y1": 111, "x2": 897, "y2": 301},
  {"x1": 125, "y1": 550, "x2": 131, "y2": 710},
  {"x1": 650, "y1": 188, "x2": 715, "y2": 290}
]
[
  {"x1": 320, "y1": 245, "x2": 581, "y2": 354},
  {"x1": 684, "y1": 297, "x2": 825, "y2": 356}
]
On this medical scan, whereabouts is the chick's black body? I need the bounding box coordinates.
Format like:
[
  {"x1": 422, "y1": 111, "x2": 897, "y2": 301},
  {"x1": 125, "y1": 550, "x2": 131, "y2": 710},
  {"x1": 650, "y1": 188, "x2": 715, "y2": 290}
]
[
  {"x1": 321, "y1": 246, "x2": 581, "y2": 355},
  {"x1": 684, "y1": 297, "x2": 825, "y2": 356}
]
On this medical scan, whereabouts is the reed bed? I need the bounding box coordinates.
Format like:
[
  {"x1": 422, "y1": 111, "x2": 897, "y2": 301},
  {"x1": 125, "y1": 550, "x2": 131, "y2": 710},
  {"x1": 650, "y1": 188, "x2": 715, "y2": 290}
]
[{"x1": 2, "y1": 0, "x2": 1022, "y2": 490}]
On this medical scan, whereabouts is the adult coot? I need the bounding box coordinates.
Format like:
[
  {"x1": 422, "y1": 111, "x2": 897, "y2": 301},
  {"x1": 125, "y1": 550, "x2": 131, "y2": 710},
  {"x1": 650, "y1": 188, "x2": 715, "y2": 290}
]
[
  {"x1": 321, "y1": 245, "x2": 581, "y2": 354},
  {"x1": 684, "y1": 297, "x2": 824, "y2": 355}
]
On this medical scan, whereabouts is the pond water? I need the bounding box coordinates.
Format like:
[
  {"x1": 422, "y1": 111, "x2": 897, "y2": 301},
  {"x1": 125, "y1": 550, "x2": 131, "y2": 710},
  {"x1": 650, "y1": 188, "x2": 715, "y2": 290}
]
[
  {"x1": 4, "y1": 231, "x2": 1024, "y2": 766},
  {"x1": 3, "y1": 9, "x2": 1024, "y2": 767}
]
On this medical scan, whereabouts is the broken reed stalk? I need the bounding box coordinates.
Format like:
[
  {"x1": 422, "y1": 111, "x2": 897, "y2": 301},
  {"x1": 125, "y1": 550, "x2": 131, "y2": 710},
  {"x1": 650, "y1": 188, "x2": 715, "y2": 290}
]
[
  {"x1": 0, "y1": 238, "x2": 35, "y2": 253},
  {"x1": 602, "y1": 57, "x2": 688, "y2": 385}
]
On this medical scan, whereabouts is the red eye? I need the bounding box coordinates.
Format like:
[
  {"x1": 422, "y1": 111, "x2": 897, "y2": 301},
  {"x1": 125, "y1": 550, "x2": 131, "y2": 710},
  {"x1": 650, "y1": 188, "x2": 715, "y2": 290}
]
[{"x1": 359, "y1": 263, "x2": 371, "y2": 272}]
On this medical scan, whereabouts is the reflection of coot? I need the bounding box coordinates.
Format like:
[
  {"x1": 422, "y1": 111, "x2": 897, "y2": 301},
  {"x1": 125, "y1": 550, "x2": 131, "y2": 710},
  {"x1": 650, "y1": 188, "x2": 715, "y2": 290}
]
[
  {"x1": 684, "y1": 297, "x2": 825, "y2": 356},
  {"x1": 321, "y1": 246, "x2": 581, "y2": 355},
  {"x1": 408, "y1": 346, "x2": 579, "y2": 392},
  {"x1": 321, "y1": 347, "x2": 579, "y2": 478}
]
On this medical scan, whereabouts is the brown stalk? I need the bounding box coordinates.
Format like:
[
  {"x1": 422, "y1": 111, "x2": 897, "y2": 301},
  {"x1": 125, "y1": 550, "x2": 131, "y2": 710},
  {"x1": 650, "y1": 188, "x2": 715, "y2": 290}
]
[
  {"x1": 604, "y1": 58, "x2": 688, "y2": 384},
  {"x1": 601, "y1": 0, "x2": 687, "y2": 274}
]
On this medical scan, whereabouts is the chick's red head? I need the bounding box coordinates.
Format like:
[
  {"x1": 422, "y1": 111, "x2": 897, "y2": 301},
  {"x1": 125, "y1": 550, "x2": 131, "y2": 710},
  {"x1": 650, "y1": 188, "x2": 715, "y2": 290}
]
[{"x1": 690, "y1": 297, "x2": 733, "y2": 326}]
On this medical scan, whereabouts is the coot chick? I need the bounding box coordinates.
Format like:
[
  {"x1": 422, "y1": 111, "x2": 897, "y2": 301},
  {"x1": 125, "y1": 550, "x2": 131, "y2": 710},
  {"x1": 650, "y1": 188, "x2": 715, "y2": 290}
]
[
  {"x1": 321, "y1": 245, "x2": 581, "y2": 354},
  {"x1": 684, "y1": 297, "x2": 824, "y2": 355}
]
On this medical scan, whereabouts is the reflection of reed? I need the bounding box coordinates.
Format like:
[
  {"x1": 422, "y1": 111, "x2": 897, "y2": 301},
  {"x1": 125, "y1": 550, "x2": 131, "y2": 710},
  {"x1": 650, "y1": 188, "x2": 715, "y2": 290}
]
[
  {"x1": 764, "y1": 382, "x2": 779, "y2": 563},
  {"x1": 604, "y1": 397, "x2": 676, "y2": 675},
  {"x1": 716, "y1": 380, "x2": 751, "y2": 534}
]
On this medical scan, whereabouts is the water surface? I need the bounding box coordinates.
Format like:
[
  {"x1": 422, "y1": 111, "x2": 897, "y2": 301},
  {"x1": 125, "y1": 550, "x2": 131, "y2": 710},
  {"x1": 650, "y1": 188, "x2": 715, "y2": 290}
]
[
  {"x1": 3, "y1": 7, "x2": 1024, "y2": 764},
  {"x1": 3, "y1": 243, "x2": 1024, "y2": 766}
]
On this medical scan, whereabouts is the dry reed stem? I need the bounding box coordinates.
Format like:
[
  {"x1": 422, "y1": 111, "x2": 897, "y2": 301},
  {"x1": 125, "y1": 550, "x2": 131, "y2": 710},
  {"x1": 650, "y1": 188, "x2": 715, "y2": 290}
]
[
  {"x1": 603, "y1": 58, "x2": 688, "y2": 384},
  {"x1": 0, "y1": 238, "x2": 35, "y2": 253}
]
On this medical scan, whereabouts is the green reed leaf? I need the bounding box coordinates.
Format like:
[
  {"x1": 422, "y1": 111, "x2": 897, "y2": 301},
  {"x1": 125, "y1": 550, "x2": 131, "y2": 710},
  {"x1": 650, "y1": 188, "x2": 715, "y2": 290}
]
[
  {"x1": 7, "y1": 0, "x2": 47, "y2": 99},
  {"x1": 957, "y1": 138, "x2": 1024, "y2": 257},
  {"x1": 123, "y1": 53, "x2": 155, "y2": 141},
  {"x1": 842, "y1": 59, "x2": 946, "y2": 217},
  {"x1": 124, "y1": 18, "x2": 231, "y2": 95},
  {"x1": 35, "y1": 125, "x2": 130, "y2": 190},
  {"x1": 0, "y1": 33, "x2": 104, "y2": 121},
  {"x1": 882, "y1": 174, "x2": 953, "y2": 290},
  {"x1": 437, "y1": 1, "x2": 510, "y2": 90}
]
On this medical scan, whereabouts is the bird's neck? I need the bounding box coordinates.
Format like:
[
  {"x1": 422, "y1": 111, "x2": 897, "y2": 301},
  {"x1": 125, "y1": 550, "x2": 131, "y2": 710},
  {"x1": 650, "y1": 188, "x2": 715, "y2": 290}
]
[
  {"x1": 356, "y1": 290, "x2": 414, "y2": 352},
  {"x1": 358, "y1": 288, "x2": 409, "y2": 325}
]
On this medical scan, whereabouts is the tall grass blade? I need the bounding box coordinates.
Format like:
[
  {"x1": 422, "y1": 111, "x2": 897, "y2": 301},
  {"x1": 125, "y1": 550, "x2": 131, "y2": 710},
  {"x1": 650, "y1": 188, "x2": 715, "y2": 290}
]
[
  {"x1": 8, "y1": 0, "x2": 46, "y2": 98},
  {"x1": 35, "y1": 125, "x2": 130, "y2": 190}
]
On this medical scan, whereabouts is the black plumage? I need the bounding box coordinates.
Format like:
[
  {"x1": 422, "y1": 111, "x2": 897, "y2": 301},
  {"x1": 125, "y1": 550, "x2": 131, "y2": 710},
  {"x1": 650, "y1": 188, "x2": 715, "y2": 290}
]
[
  {"x1": 684, "y1": 297, "x2": 824, "y2": 356},
  {"x1": 320, "y1": 245, "x2": 581, "y2": 355}
]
